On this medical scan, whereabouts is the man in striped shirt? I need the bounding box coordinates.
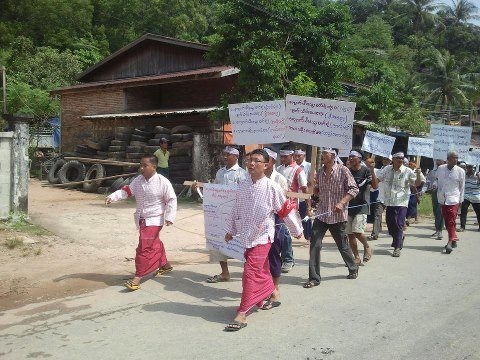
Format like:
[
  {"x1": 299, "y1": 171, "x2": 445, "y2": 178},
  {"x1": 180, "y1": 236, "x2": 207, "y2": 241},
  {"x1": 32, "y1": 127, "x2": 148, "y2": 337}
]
[{"x1": 304, "y1": 148, "x2": 359, "y2": 288}]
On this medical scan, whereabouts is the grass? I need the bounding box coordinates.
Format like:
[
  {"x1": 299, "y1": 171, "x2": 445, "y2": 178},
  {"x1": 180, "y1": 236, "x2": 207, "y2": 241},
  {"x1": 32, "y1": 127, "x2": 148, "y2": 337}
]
[
  {"x1": 1, "y1": 213, "x2": 51, "y2": 236},
  {"x1": 418, "y1": 193, "x2": 433, "y2": 217},
  {"x1": 5, "y1": 237, "x2": 23, "y2": 249}
]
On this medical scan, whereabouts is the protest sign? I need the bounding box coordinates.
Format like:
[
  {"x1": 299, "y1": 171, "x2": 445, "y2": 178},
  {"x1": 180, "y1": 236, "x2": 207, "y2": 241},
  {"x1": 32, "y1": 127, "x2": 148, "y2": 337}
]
[
  {"x1": 285, "y1": 94, "x2": 355, "y2": 148},
  {"x1": 228, "y1": 100, "x2": 286, "y2": 145},
  {"x1": 467, "y1": 150, "x2": 480, "y2": 166},
  {"x1": 407, "y1": 137, "x2": 434, "y2": 158},
  {"x1": 361, "y1": 130, "x2": 395, "y2": 158},
  {"x1": 429, "y1": 124, "x2": 472, "y2": 161},
  {"x1": 203, "y1": 184, "x2": 244, "y2": 261}
]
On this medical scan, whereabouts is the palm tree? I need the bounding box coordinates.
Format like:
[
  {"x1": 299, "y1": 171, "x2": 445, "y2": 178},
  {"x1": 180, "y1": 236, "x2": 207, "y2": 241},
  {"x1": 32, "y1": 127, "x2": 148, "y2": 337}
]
[
  {"x1": 417, "y1": 49, "x2": 476, "y2": 112},
  {"x1": 440, "y1": 0, "x2": 479, "y2": 25},
  {"x1": 401, "y1": 0, "x2": 439, "y2": 34}
]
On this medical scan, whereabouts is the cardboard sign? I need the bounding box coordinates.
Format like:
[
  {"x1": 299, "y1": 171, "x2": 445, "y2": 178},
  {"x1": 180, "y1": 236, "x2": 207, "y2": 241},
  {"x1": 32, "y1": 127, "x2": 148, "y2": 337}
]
[
  {"x1": 467, "y1": 150, "x2": 480, "y2": 166},
  {"x1": 285, "y1": 95, "x2": 355, "y2": 148},
  {"x1": 407, "y1": 137, "x2": 434, "y2": 158},
  {"x1": 429, "y1": 124, "x2": 472, "y2": 161},
  {"x1": 228, "y1": 100, "x2": 287, "y2": 145},
  {"x1": 203, "y1": 184, "x2": 244, "y2": 261},
  {"x1": 361, "y1": 130, "x2": 396, "y2": 158}
]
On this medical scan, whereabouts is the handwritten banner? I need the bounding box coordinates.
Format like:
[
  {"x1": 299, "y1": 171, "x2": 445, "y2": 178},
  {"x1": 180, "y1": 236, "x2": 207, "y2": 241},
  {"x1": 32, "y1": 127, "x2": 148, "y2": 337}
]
[
  {"x1": 228, "y1": 100, "x2": 286, "y2": 145},
  {"x1": 407, "y1": 137, "x2": 434, "y2": 158},
  {"x1": 429, "y1": 124, "x2": 472, "y2": 161},
  {"x1": 203, "y1": 184, "x2": 244, "y2": 261},
  {"x1": 361, "y1": 130, "x2": 395, "y2": 158},
  {"x1": 285, "y1": 94, "x2": 355, "y2": 148},
  {"x1": 467, "y1": 150, "x2": 480, "y2": 166}
]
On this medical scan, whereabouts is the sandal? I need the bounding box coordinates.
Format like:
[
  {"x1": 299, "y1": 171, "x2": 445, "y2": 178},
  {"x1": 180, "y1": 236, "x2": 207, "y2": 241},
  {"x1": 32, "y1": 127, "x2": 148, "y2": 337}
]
[
  {"x1": 225, "y1": 320, "x2": 247, "y2": 332},
  {"x1": 261, "y1": 299, "x2": 281, "y2": 310},
  {"x1": 124, "y1": 280, "x2": 140, "y2": 291},
  {"x1": 155, "y1": 266, "x2": 173, "y2": 276},
  {"x1": 303, "y1": 280, "x2": 320, "y2": 289},
  {"x1": 347, "y1": 271, "x2": 358, "y2": 279},
  {"x1": 206, "y1": 274, "x2": 229, "y2": 283},
  {"x1": 363, "y1": 247, "x2": 373, "y2": 262}
]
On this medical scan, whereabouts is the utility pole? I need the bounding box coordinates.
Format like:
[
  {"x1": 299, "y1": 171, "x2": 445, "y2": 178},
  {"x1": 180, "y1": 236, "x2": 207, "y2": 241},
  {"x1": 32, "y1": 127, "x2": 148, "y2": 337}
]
[{"x1": 1, "y1": 66, "x2": 6, "y2": 114}]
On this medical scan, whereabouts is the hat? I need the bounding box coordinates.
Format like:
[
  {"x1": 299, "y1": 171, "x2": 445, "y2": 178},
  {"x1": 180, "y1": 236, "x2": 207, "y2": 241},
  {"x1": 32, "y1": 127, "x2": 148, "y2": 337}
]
[
  {"x1": 279, "y1": 150, "x2": 294, "y2": 156},
  {"x1": 322, "y1": 148, "x2": 337, "y2": 155},
  {"x1": 294, "y1": 149, "x2": 306, "y2": 155},
  {"x1": 160, "y1": 137, "x2": 168, "y2": 144},
  {"x1": 459, "y1": 161, "x2": 467, "y2": 167},
  {"x1": 265, "y1": 148, "x2": 277, "y2": 160},
  {"x1": 392, "y1": 152, "x2": 404, "y2": 158},
  {"x1": 349, "y1": 150, "x2": 362, "y2": 159},
  {"x1": 223, "y1": 146, "x2": 239, "y2": 156}
]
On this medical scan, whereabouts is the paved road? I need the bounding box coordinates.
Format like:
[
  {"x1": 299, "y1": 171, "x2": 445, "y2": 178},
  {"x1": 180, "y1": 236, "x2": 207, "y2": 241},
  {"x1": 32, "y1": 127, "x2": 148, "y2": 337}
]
[{"x1": 1, "y1": 217, "x2": 479, "y2": 360}]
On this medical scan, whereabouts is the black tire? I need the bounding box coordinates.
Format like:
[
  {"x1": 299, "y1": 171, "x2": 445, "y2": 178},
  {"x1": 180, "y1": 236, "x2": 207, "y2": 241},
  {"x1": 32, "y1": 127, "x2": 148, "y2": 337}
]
[
  {"x1": 85, "y1": 139, "x2": 102, "y2": 150},
  {"x1": 83, "y1": 164, "x2": 106, "y2": 193},
  {"x1": 170, "y1": 133, "x2": 183, "y2": 142},
  {"x1": 115, "y1": 127, "x2": 134, "y2": 134},
  {"x1": 170, "y1": 163, "x2": 191, "y2": 171},
  {"x1": 169, "y1": 155, "x2": 192, "y2": 163},
  {"x1": 115, "y1": 133, "x2": 131, "y2": 141},
  {"x1": 130, "y1": 141, "x2": 147, "y2": 147},
  {"x1": 172, "y1": 141, "x2": 193, "y2": 149},
  {"x1": 171, "y1": 125, "x2": 193, "y2": 134},
  {"x1": 148, "y1": 138, "x2": 162, "y2": 146},
  {"x1": 108, "y1": 151, "x2": 126, "y2": 157},
  {"x1": 110, "y1": 177, "x2": 124, "y2": 192},
  {"x1": 97, "y1": 186, "x2": 110, "y2": 195},
  {"x1": 154, "y1": 133, "x2": 171, "y2": 140},
  {"x1": 58, "y1": 160, "x2": 86, "y2": 187},
  {"x1": 111, "y1": 140, "x2": 127, "y2": 146},
  {"x1": 126, "y1": 152, "x2": 144, "y2": 160},
  {"x1": 182, "y1": 133, "x2": 193, "y2": 141},
  {"x1": 75, "y1": 145, "x2": 97, "y2": 155},
  {"x1": 109, "y1": 145, "x2": 126, "y2": 151},
  {"x1": 169, "y1": 148, "x2": 191, "y2": 157},
  {"x1": 169, "y1": 169, "x2": 193, "y2": 178},
  {"x1": 47, "y1": 159, "x2": 66, "y2": 184},
  {"x1": 154, "y1": 126, "x2": 171, "y2": 134},
  {"x1": 130, "y1": 134, "x2": 148, "y2": 142},
  {"x1": 143, "y1": 146, "x2": 159, "y2": 154},
  {"x1": 126, "y1": 146, "x2": 143, "y2": 152},
  {"x1": 133, "y1": 128, "x2": 154, "y2": 137}
]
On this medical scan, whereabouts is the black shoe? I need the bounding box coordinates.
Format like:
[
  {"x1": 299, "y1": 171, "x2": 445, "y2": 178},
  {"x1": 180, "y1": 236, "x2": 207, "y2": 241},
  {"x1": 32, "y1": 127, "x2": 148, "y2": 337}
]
[
  {"x1": 445, "y1": 243, "x2": 453, "y2": 254},
  {"x1": 347, "y1": 271, "x2": 358, "y2": 279},
  {"x1": 452, "y1": 241, "x2": 457, "y2": 248}
]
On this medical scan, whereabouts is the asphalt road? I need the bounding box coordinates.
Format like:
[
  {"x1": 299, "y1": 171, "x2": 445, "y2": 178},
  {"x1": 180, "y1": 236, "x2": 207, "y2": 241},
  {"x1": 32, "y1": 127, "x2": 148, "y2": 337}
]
[{"x1": 1, "y1": 216, "x2": 479, "y2": 360}]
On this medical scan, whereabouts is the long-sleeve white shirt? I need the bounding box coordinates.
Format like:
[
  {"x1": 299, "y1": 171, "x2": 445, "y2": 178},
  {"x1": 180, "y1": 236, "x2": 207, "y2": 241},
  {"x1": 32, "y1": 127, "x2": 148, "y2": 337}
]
[
  {"x1": 436, "y1": 165, "x2": 465, "y2": 205},
  {"x1": 376, "y1": 165, "x2": 418, "y2": 207},
  {"x1": 107, "y1": 173, "x2": 177, "y2": 228},
  {"x1": 214, "y1": 163, "x2": 248, "y2": 185}
]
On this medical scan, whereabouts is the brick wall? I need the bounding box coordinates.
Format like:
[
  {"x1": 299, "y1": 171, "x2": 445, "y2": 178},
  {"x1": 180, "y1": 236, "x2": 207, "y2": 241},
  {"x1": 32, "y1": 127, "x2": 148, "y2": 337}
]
[{"x1": 60, "y1": 88, "x2": 124, "y2": 152}]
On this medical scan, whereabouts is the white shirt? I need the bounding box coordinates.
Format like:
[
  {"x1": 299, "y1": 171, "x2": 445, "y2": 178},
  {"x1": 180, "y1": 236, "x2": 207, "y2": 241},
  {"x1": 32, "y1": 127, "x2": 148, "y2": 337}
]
[
  {"x1": 214, "y1": 163, "x2": 248, "y2": 185},
  {"x1": 226, "y1": 176, "x2": 302, "y2": 249},
  {"x1": 277, "y1": 162, "x2": 307, "y2": 191},
  {"x1": 376, "y1": 165, "x2": 417, "y2": 207},
  {"x1": 299, "y1": 160, "x2": 311, "y2": 179},
  {"x1": 268, "y1": 169, "x2": 288, "y2": 192},
  {"x1": 464, "y1": 173, "x2": 480, "y2": 203},
  {"x1": 107, "y1": 173, "x2": 177, "y2": 228},
  {"x1": 436, "y1": 165, "x2": 465, "y2": 205}
]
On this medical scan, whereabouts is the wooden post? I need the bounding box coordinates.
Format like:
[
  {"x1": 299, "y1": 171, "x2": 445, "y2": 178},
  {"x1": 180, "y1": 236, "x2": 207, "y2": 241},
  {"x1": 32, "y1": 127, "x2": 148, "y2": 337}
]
[
  {"x1": 416, "y1": 155, "x2": 421, "y2": 168},
  {"x1": 309, "y1": 146, "x2": 317, "y2": 190}
]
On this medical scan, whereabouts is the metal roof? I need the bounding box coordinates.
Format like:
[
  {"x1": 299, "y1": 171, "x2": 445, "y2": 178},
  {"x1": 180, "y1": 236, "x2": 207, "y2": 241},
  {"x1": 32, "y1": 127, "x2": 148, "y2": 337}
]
[
  {"x1": 52, "y1": 66, "x2": 239, "y2": 94},
  {"x1": 81, "y1": 106, "x2": 221, "y2": 120}
]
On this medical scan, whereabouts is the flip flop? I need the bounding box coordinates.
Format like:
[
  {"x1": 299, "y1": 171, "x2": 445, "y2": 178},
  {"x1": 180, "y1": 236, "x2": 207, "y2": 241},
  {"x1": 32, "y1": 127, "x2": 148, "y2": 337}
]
[
  {"x1": 261, "y1": 299, "x2": 281, "y2": 310},
  {"x1": 155, "y1": 266, "x2": 173, "y2": 276},
  {"x1": 225, "y1": 320, "x2": 247, "y2": 332},
  {"x1": 303, "y1": 280, "x2": 320, "y2": 289},
  {"x1": 124, "y1": 280, "x2": 140, "y2": 291},
  {"x1": 206, "y1": 274, "x2": 229, "y2": 283},
  {"x1": 363, "y1": 247, "x2": 373, "y2": 262}
]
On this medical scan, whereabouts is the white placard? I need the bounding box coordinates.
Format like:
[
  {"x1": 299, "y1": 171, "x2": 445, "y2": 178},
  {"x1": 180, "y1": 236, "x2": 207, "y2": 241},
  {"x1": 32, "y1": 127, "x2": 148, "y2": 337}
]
[
  {"x1": 407, "y1": 137, "x2": 434, "y2": 158},
  {"x1": 337, "y1": 148, "x2": 350, "y2": 158},
  {"x1": 361, "y1": 130, "x2": 395, "y2": 158},
  {"x1": 228, "y1": 100, "x2": 287, "y2": 145},
  {"x1": 203, "y1": 184, "x2": 244, "y2": 261},
  {"x1": 467, "y1": 150, "x2": 480, "y2": 166},
  {"x1": 429, "y1": 124, "x2": 472, "y2": 161},
  {"x1": 285, "y1": 94, "x2": 355, "y2": 148}
]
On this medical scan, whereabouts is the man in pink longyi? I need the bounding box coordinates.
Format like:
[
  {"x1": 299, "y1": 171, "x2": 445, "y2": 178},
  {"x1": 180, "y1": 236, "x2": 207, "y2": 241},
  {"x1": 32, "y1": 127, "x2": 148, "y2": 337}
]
[{"x1": 224, "y1": 149, "x2": 302, "y2": 332}]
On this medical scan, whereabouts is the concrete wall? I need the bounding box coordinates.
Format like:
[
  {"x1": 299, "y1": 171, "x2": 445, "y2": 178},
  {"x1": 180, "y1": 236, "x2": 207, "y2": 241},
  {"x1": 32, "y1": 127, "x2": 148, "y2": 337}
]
[{"x1": 0, "y1": 132, "x2": 13, "y2": 218}]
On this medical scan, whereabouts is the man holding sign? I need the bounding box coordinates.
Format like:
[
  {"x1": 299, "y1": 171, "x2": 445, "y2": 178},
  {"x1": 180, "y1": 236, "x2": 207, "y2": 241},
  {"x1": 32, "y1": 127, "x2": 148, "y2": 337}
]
[
  {"x1": 224, "y1": 149, "x2": 302, "y2": 331},
  {"x1": 376, "y1": 152, "x2": 423, "y2": 257}
]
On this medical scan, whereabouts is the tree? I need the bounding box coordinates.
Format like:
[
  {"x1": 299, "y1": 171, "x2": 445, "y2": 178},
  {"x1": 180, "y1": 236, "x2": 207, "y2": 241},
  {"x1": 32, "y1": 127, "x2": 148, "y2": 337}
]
[
  {"x1": 439, "y1": 0, "x2": 479, "y2": 25},
  {"x1": 416, "y1": 49, "x2": 477, "y2": 111},
  {"x1": 207, "y1": 0, "x2": 352, "y2": 103},
  {"x1": 400, "y1": 0, "x2": 439, "y2": 35}
]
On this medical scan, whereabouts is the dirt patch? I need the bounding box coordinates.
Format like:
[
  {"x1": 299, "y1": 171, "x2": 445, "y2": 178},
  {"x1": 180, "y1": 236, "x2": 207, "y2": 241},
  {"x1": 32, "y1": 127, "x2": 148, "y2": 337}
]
[{"x1": 0, "y1": 179, "x2": 209, "y2": 311}]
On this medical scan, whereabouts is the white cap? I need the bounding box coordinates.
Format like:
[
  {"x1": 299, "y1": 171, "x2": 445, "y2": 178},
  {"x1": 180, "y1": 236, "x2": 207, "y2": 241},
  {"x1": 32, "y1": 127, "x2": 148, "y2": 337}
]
[
  {"x1": 392, "y1": 152, "x2": 404, "y2": 158},
  {"x1": 280, "y1": 150, "x2": 294, "y2": 156},
  {"x1": 349, "y1": 150, "x2": 362, "y2": 158},
  {"x1": 265, "y1": 148, "x2": 277, "y2": 160},
  {"x1": 223, "y1": 146, "x2": 239, "y2": 156},
  {"x1": 294, "y1": 149, "x2": 306, "y2": 155}
]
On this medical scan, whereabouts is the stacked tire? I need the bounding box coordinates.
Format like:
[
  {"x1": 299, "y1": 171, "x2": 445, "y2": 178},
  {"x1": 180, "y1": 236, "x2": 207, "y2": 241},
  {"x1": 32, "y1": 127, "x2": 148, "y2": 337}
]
[
  {"x1": 168, "y1": 125, "x2": 193, "y2": 184},
  {"x1": 108, "y1": 127, "x2": 133, "y2": 161}
]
